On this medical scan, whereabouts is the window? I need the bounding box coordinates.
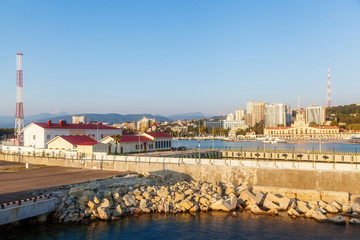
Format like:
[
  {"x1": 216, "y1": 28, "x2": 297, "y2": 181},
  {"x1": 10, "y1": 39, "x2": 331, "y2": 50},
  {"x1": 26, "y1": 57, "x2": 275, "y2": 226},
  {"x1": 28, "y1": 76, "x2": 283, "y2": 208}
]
[
  {"x1": 136, "y1": 144, "x2": 139, "y2": 150},
  {"x1": 33, "y1": 135, "x2": 36, "y2": 140},
  {"x1": 47, "y1": 135, "x2": 50, "y2": 140},
  {"x1": 149, "y1": 144, "x2": 153, "y2": 149},
  {"x1": 141, "y1": 144, "x2": 143, "y2": 150},
  {"x1": 101, "y1": 134, "x2": 104, "y2": 139},
  {"x1": 169, "y1": 141, "x2": 171, "y2": 148}
]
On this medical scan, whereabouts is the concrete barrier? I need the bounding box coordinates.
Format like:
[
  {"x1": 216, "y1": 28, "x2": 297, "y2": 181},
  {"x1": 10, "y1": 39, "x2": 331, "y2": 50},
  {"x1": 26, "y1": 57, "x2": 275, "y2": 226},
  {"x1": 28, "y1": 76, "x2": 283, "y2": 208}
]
[{"x1": 0, "y1": 198, "x2": 57, "y2": 225}]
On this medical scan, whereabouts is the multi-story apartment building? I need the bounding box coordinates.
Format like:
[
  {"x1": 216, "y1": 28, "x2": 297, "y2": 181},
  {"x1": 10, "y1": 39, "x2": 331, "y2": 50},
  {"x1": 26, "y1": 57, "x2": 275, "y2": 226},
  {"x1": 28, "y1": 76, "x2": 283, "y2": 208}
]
[
  {"x1": 306, "y1": 105, "x2": 326, "y2": 125},
  {"x1": 246, "y1": 101, "x2": 267, "y2": 126},
  {"x1": 235, "y1": 109, "x2": 245, "y2": 121},
  {"x1": 264, "y1": 103, "x2": 292, "y2": 127}
]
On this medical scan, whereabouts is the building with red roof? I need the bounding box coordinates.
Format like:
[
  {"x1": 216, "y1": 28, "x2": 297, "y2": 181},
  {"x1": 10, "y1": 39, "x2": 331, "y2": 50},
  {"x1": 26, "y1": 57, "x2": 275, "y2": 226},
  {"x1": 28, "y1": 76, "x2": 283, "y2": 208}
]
[
  {"x1": 24, "y1": 120, "x2": 122, "y2": 148},
  {"x1": 101, "y1": 132, "x2": 173, "y2": 154},
  {"x1": 47, "y1": 135, "x2": 97, "y2": 150}
]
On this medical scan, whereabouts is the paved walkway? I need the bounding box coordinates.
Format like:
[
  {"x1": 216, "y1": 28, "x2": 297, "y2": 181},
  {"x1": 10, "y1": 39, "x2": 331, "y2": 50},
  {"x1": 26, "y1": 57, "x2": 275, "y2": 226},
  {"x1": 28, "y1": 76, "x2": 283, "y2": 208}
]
[{"x1": 0, "y1": 164, "x2": 127, "y2": 204}]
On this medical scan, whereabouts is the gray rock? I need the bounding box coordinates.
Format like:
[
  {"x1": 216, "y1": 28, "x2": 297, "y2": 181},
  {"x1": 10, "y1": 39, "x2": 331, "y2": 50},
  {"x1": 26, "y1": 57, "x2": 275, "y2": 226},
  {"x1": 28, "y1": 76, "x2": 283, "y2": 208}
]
[
  {"x1": 99, "y1": 198, "x2": 112, "y2": 208},
  {"x1": 97, "y1": 207, "x2": 111, "y2": 220},
  {"x1": 325, "y1": 204, "x2": 339, "y2": 213},
  {"x1": 179, "y1": 200, "x2": 194, "y2": 211},
  {"x1": 93, "y1": 195, "x2": 101, "y2": 205},
  {"x1": 342, "y1": 205, "x2": 352, "y2": 214},
  {"x1": 330, "y1": 215, "x2": 346, "y2": 225},
  {"x1": 287, "y1": 208, "x2": 300, "y2": 217},
  {"x1": 174, "y1": 192, "x2": 185, "y2": 203},
  {"x1": 86, "y1": 181, "x2": 101, "y2": 190},
  {"x1": 297, "y1": 201, "x2": 311, "y2": 214},
  {"x1": 123, "y1": 194, "x2": 137, "y2": 207},
  {"x1": 279, "y1": 197, "x2": 291, "y2": 211},
  {"x1": 250, "y1": 204, "x2": 263, "y2": 215},
  {"x1": 68, "y1": 186, "x2": 85, "y2": 197},
  {"x1": 112, "y1": 204, "x2": 124, "y2": 217},
  {"x1": 349, "y1": 218, "x2": 360, "y2": 225}
]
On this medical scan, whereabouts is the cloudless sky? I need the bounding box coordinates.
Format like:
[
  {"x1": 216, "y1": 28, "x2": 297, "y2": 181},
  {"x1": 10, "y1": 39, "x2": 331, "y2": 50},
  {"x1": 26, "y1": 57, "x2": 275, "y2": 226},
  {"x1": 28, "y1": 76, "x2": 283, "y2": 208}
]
[{"x1": 0, "y1": 0, "x2": 359, "y2": 117}]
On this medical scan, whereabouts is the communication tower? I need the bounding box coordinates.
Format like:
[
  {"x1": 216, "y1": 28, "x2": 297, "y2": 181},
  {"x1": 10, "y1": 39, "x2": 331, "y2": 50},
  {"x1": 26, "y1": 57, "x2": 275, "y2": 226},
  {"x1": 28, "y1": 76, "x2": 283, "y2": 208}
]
[{"x1": 15, "y1": 53, "x2": 24, "y2": 146}]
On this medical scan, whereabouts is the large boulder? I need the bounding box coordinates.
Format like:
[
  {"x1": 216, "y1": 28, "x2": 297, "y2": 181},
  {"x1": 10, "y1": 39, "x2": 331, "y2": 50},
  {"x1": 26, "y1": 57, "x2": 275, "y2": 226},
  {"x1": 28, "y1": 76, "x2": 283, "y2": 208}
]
[
  {"x1": 87, "y1": 200, "x2": 97, "y2": 210},
  {"x1": 304, "y1": 209, "x2": 315, "y2": 218},
  {"x1": 211, "y1": 197, "x2": 236, "y2": 212},
  {"x1": 179, "y1": 200, "x2": 194, "y2": 211},
  {"x1": 287, "y1": 208, "x2": 300, "y2": 217},
  {"x1": 113, "y1": 192, "x2": 122, "y2": 203},
  {"x1": 93, "y1": 195, "x2": 101, "y2": 205},
  {"x1": 297, "y1": 201, "x2": 311, "y2": 214},
  {"x1": 174, "y1": 192, "x2": 185, "y2": 203},
  {"x1": 250, "y1": 204, "x2": 263, "y2": 215},
  {"x1": 263, "y1": 199, "x2": 280, "y2": 211},
  {"x1": 240, "y1": 190, "x2": 260, "y2": 206},
  {"x1": 97, "y1": 207, "x2": 111, "y2": 220},
  {"x1": 68, "y1": 186, "x2": 85, "y2": 197},
  {"x1": 351, "y1": 203, "x2": 360, "y2": 214},
  {"x1": 123, "y1": 194, "x2": 137, "y2": 207},
  {"x1": 279, "y1": 197, "x2": 291, "y2": 211},
  {"x1": 86, "y1": 181, "x2": 101, "y2": 190},
  {"x1": 99, "y1": 198, "x2": 112, "y2": 208},
  {"x1": 265, "y1": 193, "x2": 281, "y2": 204},
  {"x1": 329, "y1": 215, "x2": 346, "y2": 225},
  {"x1": 112, "y1": 204, "x2": 124, "y2": 217},
  {"x1": 325, "y1": 204, "x2": 339, "y2": 213},
  {"x1": 78, "y1": 195, "x2": 91, "y2": 207},
  {"x1": 342, "y1": 205, "x2": 352, "y2": 214},
  {"x1": 349, "y1": 218, "x2": 360, "y2": 225},
  {"x1": 140, "y1": 199, "x2": 151, "y2": 213},
  {"x1": 312, "y1": 211, "x2": 327, "y2": 222},
  {"x1": 199, "y1": 197, "x2": 211, "y2": 207}
]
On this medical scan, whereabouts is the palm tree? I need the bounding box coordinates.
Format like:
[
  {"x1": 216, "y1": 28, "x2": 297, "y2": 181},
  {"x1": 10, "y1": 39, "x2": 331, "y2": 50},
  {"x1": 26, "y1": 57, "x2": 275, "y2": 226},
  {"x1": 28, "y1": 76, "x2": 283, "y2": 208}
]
[{"x1": 113, "y1": 134, "x2": 121, "y2": 155}]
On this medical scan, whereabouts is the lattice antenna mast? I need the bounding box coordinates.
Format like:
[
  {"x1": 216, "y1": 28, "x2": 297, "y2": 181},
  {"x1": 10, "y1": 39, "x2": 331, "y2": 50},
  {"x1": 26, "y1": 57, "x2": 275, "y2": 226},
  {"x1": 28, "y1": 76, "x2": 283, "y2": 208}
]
[
  {"x1": 327, "y1": 67, "x2": 332, "y2": 109},
  {"x1": 15, "y1": 53, "x2": 24, "y2": 146}
]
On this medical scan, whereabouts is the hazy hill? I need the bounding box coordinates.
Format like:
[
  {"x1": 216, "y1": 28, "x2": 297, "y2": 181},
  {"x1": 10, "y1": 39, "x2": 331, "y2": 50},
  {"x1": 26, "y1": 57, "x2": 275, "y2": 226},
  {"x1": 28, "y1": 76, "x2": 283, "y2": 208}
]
[
  {"x1": 167, "y1": 112, "x2": 204, "y2": 120},
  {"x1": 40, "y1": 113, "x2": 170, "y2": 125}
]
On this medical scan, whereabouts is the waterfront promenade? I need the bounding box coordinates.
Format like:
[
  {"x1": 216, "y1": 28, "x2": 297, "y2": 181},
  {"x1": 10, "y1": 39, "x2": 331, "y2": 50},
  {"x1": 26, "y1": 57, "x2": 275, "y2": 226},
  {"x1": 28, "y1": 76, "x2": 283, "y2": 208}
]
[{"x1": 0, "y1": 162, "x2": 127, "y2": 204}]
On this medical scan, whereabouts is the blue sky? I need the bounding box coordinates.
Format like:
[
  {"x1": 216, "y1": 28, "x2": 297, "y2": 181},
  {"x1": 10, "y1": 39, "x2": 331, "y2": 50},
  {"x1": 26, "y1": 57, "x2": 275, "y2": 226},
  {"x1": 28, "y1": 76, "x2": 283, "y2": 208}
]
[{"x1": 0, "y1": 0, "x2": 359, "y2": 117}]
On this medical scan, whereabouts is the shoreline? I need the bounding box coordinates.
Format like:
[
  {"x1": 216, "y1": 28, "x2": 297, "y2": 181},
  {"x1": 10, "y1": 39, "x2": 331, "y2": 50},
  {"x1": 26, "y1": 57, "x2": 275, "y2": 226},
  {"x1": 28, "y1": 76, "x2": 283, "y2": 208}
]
[{"x1": 9, "y1": 172, "x2": 360, "y2": 227}]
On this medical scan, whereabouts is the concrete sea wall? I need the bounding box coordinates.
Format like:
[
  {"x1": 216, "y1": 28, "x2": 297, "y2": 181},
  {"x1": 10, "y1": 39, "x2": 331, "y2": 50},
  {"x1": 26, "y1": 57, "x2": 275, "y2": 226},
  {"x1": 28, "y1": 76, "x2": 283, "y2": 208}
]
[{"x1": 1, "y1": 153, "x2": 359, "y2": 204}]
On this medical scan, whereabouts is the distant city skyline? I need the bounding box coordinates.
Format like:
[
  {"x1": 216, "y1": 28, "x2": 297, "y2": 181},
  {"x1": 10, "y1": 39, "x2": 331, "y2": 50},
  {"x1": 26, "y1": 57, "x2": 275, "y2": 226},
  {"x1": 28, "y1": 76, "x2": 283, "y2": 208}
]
[{"x1": 0, "y1": 0, "x2": 359, "y2": 117}]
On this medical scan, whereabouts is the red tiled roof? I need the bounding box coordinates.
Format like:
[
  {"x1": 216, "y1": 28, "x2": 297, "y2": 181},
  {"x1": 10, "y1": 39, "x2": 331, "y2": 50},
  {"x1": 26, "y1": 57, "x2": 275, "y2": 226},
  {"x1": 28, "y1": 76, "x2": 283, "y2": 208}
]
[
  {"x1": 78, "y1": 142, "x2": 99, "y2": 146},
  {"x1": 59, "y1": 135, "x2": 97, "y2": 146},
  {"x1": 313, "y1": 126, "x2": 339, "y2": 129},
  {"x1": 143, "y1": 132, "x2": 173, "y2": 138},
  {"x1": 265, "y1": 127, "x2": 291, "y2": 130},
  {"x1": 33, "y1": 122, "x2": 119, "y2": 130},
  {"x1": 110, "y1": 135, "x2": 153, "y2": 142}
]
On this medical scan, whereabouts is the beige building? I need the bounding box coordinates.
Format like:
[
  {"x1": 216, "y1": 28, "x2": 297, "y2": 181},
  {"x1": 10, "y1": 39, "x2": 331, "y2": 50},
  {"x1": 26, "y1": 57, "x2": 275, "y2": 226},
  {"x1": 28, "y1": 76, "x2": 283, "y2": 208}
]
[
  {"x1": 264, "y1": 126, "x2": 340, "y2": 139},
  {"x1": 47, "y1": 135, "x2": 98, "y2": 150},
  {"x1": 246, "y1": 101, "x2": 267, "y2": 126},
  {"x1": 137, "y1": 117, "x2": 156, "y2": 132},
  {"x1": 235, "y1": 109, "x2": 245, "y2": 121},
  {"x1": 77, "y1": 142, "x2": 108, "y2": 157},
  {"x1": 72, "y1": 115, "x2": 86, "y2": 124}
]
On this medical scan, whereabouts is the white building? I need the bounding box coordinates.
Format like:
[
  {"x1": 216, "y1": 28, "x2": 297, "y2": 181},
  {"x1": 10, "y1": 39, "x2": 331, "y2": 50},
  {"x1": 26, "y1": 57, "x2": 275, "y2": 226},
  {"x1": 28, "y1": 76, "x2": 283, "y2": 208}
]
[
  {"x1": 265, "y1": 103, "x2": 292, "y2": 127},
  {"x1": 226, "y1": 113, "x2": 235, "y2": 121},
  {"x1": 23, "y1": 120, "x2": 122, "y2": 148},
  {"x1": 72, "y1": 115, "x2": 87, "y2": 124},
  {"x1": 235, "y1": 109, "x2": 245, "y2": 121},
  {"x1": 306, "y1": 105, "x2": 326, "y2": 124},
  {"x1": 101, "y1": 132, "x2": 173, "y2": 154}
]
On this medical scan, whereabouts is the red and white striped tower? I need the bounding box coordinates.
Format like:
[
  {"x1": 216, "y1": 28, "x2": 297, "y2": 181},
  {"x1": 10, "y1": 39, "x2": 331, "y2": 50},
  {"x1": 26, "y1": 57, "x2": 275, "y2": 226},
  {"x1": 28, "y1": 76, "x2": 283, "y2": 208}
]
[
  {"x1": 327, "y1": 67, "x2": 332, "y2": 109},
  {"x1": 14, "y1": 53, "x2": 24, "y2": 146}
]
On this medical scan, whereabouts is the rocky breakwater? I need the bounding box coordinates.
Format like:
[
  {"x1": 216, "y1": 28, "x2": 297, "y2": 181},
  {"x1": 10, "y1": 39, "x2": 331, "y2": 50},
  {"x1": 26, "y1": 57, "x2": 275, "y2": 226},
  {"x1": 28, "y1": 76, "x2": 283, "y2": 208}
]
[{"x1": 51, "y1": 173, "x2": 360, "y2": 226}]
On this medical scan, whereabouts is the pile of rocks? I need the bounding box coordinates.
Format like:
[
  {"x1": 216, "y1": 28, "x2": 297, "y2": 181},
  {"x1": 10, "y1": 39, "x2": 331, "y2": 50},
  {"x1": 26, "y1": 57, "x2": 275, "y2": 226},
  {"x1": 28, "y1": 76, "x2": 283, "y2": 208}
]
[{"x1": 51, "y1": 173, "x2": 360, "y2": 225}]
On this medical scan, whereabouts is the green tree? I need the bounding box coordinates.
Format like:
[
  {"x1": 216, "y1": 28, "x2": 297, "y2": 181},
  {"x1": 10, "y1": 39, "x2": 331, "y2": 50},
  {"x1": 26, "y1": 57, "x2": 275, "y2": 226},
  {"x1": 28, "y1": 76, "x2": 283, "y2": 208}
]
[
  {"x1": 236, "y1": 129, "x2": 246, "y2": 136},
  {"x1": 253, "y1": 123, "x2": 264, "y2": 134},
  {"x1": 113, "y1": 134, "x2": 121, "y2": 154}
]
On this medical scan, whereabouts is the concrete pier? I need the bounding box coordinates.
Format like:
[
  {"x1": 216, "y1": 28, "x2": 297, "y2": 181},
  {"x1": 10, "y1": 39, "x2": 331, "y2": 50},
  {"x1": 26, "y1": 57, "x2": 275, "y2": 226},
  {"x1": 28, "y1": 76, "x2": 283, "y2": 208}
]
[{"x1": 0, "y1": 198, "x2": 57, "y2": 226}]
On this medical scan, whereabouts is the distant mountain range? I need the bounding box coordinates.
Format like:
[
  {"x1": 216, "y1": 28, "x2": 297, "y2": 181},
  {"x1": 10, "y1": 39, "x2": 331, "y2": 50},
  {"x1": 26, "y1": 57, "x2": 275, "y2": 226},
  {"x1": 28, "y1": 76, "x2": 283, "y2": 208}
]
[
  {"x1": 167, "y1": 112, "x2": 204, "y2": 120},
  {"x1": 0, "y1": 112, "x2": 209, "y2": 128},
  {"x1": 0, "y1": 112, "x2": 68, "y2": 128}
]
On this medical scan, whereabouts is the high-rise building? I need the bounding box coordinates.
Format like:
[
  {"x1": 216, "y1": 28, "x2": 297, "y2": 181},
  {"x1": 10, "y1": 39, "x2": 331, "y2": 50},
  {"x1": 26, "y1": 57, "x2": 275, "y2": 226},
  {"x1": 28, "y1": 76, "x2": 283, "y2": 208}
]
[
  {"x1": 235, "y1": 109, "x2": 245, "y2": 121},
  {"x1": 264, "y1": 103, "x2": 292, "y2": 127},
  {"x1": 306, "y1": 105, "x2": 326, "y2": 124},
  {"x1": 226, "y1": 113, "x2": 235, "y2": 121},
  {"x1": 246, "y1": 101, "x2": 267, "y2": 126},
  {"x1": 72, "y1": 115, "x2": 86, "y2": 124},
  {"x1": 137, "y1": 117, "x2": 156, "y2": 132}
]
